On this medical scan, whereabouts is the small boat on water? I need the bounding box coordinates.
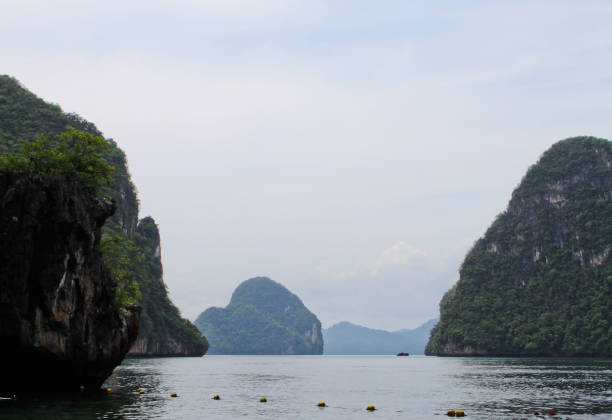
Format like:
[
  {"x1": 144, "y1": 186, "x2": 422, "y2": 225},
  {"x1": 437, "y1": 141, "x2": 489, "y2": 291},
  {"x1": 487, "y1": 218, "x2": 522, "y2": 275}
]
[{"x1": 396, "y1": 352, "x2": 410, "y2": 356}]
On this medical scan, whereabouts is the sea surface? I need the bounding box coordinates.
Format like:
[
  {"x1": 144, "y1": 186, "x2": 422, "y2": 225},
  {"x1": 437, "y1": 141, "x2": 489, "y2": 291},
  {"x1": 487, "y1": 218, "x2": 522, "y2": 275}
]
[{"x1": 1, "y1": 356, "x2": 611, "y2": 419}]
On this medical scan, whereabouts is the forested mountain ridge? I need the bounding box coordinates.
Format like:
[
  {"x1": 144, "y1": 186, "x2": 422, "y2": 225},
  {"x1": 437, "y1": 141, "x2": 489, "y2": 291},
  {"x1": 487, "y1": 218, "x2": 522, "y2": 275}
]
[
  {"x1": 195, "y1": 277, "x2": 323, "y2": 354},
  {"x1": 427, "y1": 137, "x2": 611, "y2": 356},
  {"x1": 0, "y1": 75, "x2": 208, "y2": 356}
]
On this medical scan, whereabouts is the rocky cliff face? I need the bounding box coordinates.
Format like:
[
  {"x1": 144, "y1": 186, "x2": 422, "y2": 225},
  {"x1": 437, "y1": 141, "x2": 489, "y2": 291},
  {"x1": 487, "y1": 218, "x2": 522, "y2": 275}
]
[
  {"x1": 127, "y1": 335, "x2": 202, "y2": 357},
  {"x1": 0, "y1": 174, "x2": 140, "y2": 392},
  {"x1": 106, "y1": 141, "x2": 139, "y2": 236},
  {"x1": 426, "y1": 137, "x2": 611, "y2": 356},
  {"x1": 127, "y1": 217, "x2": 208, "y2": 357},
  {"x1": 195, "y1": 277, "x2": 323, "y2": 354}
]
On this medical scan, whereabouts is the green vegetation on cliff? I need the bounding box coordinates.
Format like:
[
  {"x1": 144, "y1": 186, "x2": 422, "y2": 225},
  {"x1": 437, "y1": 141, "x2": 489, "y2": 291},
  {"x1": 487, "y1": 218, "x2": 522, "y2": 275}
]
[
  {"x1": 131, "y1": 217, "x2": 208, "y2": 355},
  {"x1": 0, "y1": 75, "x2": 207, "y2": 356},
  {"x1": 99, "y1": 233, "x2": 143, "y2": 308},
  {"x1": 427, "y1": 137, "x2": 612, "y2": 356},
  {"x1": 0, "y1": 127, "x2": 114, "y2": 188},
  {"x1": 195, "y1": 277, "x2": 323, "y2": 354}
]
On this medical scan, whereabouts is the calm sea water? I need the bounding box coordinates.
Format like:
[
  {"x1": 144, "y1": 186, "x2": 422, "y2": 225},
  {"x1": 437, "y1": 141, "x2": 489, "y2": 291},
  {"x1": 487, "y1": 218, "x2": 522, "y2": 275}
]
[{"x1": 1, "y1": 356, "x2": 610, "y2": 419}]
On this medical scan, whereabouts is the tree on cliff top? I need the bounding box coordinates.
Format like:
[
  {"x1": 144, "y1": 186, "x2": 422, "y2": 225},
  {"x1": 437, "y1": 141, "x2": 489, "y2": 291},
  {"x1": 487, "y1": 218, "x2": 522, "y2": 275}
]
[{"x1": 0, "y1": 126, "x2": 114, "y2": 188}]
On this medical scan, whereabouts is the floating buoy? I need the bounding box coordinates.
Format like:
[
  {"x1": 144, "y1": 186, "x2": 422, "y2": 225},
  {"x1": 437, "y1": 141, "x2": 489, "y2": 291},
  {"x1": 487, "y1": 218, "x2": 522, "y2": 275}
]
[
  {"x1": 106, "y1": 388, "x2": 112, "y2": 393},
  {"x1": 259, "y1": 397, "x2": 267, "y2": 403},
  {"x1": 318, "y1": 401, "x2": 326, "y2": 407},
  {"x1": 366, "y1": 405, "x2": 376, "y2": 411},
  {"x1": 139, "y1": 389, "x2": 145, "y2": 394},
  {"x1": 171, "y1": 392, "x2": 178, "y2": 398},
  {"x1": 79, "y1": 385, "x2": 85, "y2": 391},
  {"x1": 447, "y1": 409, "x2": 456, "y2": 416},
  {"x1": 456, "y1": 410, "x2": 465, "y2": 417},
  {"x1": 213, "y1": 394, "x2": 220, "y2": 400}
]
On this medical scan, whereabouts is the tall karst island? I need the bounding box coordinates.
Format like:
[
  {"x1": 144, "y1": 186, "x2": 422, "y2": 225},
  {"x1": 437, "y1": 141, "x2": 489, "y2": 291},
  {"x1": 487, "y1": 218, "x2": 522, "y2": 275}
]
[
  {"x1": 195, "y1": 277, "x2": 324, "y2": 354},
  {"x1": 427, "y1": 137, "x2": 611, "y2": 357},
  {"x1": 0, "y1": 76, "x2": 207, "y2": 391}
]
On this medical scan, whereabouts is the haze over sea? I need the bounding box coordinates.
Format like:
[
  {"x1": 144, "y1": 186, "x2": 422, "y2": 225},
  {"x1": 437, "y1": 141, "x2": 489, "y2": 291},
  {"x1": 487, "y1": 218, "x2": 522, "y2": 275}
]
[{"x1": 2, "y1": 356, "x2": 610, "y2": 419}]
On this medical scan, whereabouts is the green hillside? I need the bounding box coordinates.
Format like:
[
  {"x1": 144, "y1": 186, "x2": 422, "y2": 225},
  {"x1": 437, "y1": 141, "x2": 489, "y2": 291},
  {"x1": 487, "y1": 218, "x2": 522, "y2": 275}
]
[
  {"x1": 427, "y1": 137, "x2": 612, "y2": 356},
  {"x1": 195, "y1": 277, "x2": 323, "y2": 354}
]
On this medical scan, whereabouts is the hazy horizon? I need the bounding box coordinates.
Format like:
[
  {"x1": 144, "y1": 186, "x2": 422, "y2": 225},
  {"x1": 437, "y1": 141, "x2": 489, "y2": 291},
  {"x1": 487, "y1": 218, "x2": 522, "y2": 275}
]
[{"x1": 3, "y1": 1, "x2": 611, "y2": 330}]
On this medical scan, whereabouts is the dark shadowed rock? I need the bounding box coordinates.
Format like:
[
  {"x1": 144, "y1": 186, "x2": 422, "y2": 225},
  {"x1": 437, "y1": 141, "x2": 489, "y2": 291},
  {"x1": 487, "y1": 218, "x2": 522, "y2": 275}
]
[{"x1": 0, "y1": 174, "x2": 140, "y2": 392}]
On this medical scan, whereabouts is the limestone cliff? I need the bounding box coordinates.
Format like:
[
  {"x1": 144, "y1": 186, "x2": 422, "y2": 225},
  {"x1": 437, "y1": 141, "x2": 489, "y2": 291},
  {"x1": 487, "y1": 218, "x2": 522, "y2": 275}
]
[
  {"x1": 426, "y1": 137, "x2": 611, "y2": 356},
  {"x1": 0, "y1": 75, "x2": 207, "y2": 357},
  {"x1": 0, "y1": 174, "x2": 140, "y2": 392},
  {"x1": 195, "y1": 277, "x2": 323, "y2": 354},
  {"x1": 127, "y1": 217, "x2": 208, "y2": 357}
]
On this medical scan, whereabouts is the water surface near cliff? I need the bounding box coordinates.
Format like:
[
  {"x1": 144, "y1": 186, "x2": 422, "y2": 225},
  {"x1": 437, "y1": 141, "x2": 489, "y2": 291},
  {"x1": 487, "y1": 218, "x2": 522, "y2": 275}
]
[{"x1": 2, "y1": 356, "x2": 610, "y2": 419}]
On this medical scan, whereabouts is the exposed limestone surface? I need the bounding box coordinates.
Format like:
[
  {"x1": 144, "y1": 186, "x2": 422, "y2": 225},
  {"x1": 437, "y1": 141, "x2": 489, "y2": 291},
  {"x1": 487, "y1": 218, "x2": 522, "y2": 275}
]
[
  {"x1": 0, "y1": 174, "x2": 139, "y2": 392},
  {"x1": 128, "y1": 336, "x2": 200, "y2": 357}
]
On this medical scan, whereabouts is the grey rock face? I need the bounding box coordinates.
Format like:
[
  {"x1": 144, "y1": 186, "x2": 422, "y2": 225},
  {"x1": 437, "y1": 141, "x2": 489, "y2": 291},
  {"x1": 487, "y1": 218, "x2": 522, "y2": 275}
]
[{"x1": 0, "y1": 174, "x2": 140, "y2": 392}]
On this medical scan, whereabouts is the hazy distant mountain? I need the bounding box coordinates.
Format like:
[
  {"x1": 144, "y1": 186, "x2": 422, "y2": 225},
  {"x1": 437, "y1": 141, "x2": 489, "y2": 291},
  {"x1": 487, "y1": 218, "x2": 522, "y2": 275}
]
[{"x1": 323, "y1": 319, "x2": 437, "y2": 355}]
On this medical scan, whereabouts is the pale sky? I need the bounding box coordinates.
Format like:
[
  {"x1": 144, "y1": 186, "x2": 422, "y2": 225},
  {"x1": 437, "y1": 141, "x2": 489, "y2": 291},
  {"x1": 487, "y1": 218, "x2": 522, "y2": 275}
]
[{"x1": 2, "y1": 1, "x2": 611, "y2": 330}]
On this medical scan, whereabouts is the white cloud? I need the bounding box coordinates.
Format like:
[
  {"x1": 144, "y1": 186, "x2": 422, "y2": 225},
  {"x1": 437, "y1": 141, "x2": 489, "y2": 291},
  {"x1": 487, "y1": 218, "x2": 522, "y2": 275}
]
[
  {"x1": 319, "y1": 241, "x2": 427, "y2": 281},
  {"x1": 370, "y1": 242, "x2": 427, "y2": 274}
]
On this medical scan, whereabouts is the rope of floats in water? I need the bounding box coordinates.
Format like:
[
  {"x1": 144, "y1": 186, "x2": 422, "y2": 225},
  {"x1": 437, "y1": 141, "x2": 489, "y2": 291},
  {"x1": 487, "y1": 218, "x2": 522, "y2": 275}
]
[
  {"x1": 99, "y1": 388, "x2": 478, "y2": 414},
  {"x1": 84, "y1": 388, "x2": 561, "y2": 416}
]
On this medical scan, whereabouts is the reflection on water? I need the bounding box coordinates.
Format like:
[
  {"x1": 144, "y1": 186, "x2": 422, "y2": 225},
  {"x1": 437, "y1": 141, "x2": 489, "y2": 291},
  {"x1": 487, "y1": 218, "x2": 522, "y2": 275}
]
[
  {"x1": 0, "y1": 356, "x2": 610, "y2": 419},
  {"x1": 0, "y1": 362, "x2": 165, "y2": 420},
  {"x1": 454, "y1": 358, "x2": 612, "y2": 418}
]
